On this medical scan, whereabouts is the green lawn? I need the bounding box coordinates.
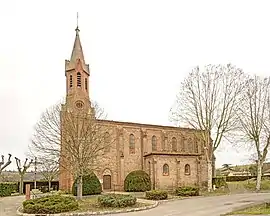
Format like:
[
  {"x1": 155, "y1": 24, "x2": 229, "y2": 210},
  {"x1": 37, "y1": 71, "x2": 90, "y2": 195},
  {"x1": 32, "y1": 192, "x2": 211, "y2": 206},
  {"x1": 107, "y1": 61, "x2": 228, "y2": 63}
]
[
  {"x1": 227, "y1": 179, "x2": 270, "y2": 192},
  {"x1": 73, "y1": 196, "x2": 151, "y2": 213},
  {"x1": 228, "y1": 203, "x2": 270, "y2": 215},
  {"x1": 201, "y1": 188, "x2": 230, "y2": 196}
]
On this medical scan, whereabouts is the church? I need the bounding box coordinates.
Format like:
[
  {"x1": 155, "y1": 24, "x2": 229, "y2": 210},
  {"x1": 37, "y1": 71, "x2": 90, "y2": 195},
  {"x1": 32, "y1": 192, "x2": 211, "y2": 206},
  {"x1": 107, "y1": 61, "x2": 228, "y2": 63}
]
[{"x1": 59, "y1": 25, "x2": 210, "y2": 192}]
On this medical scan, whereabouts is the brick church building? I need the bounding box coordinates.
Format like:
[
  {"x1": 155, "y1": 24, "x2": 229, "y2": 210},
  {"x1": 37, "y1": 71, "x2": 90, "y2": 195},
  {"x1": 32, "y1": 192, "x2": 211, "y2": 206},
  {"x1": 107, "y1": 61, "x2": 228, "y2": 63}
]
[{"x1": 59, "y1": 26, "x2": 210, "y2": 192}]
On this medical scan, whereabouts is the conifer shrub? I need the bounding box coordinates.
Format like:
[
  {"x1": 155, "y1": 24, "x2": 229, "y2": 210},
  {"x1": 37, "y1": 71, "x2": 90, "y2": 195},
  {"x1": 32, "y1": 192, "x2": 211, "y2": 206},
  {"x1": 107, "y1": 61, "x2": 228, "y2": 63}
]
[
  {"x1": 22, "y1": 195, "x2": 78, "y2": 214},
  {"x1": 124, "y1": 170, "x2": 151, "y2": 192},
  {"x1": 0, "y1": 182, "x2": 18, "y2": 197},
  {"x1": 175, "y1": 186, "x2": 199, "y2": 196},
  {"x1": 98, "y1": 194, "x2": 137, "y2": 207},
  {"x1": 145, "y1": 190, "x2": 168, "y2": 200},
  {"x1": 72, "y1": 172, "x2": 102, "y2": 196}
]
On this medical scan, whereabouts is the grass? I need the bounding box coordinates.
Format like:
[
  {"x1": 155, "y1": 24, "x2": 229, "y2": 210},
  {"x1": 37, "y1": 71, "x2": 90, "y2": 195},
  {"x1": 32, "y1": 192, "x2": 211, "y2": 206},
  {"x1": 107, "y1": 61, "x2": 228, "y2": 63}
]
[
  {"x1": 201, "y1": 188, "x2": 230, "y2": 196},
  {"x1": 227, "y1": 179, "x2": 270, "y2": 192},
  {"x1": 228, "y1": 203, "x2": 270, "y2": 215},
  {"x1": 73, "y1": 196, "x2": 151, "y2": 213}
]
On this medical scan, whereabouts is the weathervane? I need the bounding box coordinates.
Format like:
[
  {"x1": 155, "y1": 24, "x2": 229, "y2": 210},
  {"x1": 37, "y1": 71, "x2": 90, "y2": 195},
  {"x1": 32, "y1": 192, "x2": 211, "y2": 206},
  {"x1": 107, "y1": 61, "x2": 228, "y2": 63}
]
[{"x1": 76, "y1": 12, "x2": 80, "y2": 32}]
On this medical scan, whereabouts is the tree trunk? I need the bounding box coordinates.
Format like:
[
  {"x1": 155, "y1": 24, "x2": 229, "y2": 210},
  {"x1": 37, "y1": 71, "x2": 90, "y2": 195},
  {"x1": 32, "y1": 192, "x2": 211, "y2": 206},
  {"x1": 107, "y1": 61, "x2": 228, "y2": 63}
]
[
  {"x1": 77, "y1": 175, "x2": 83, "y2": 200},
  {"x1": 19, "y1": 175, "x2": 24, "y2": 194},
  {"x1": 256, "y1": 161, "x2": 262, "y2": 192},
  {"x1": 212, "y1": 153, "x2": 216, "y2": 178},
  {"x1": 48, "y1": 180, "x2": 51, "y2": 192},
  {"x1": 207, "y1": 161, "x2": 213, "y2": 192}
]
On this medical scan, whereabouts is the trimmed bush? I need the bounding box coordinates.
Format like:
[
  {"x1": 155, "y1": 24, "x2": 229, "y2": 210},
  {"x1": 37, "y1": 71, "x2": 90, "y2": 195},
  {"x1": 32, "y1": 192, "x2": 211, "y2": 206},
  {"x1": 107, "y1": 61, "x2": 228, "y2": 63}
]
[
  {"x1": 175, "y1": 186, "x2": 199, "y2": 196},
  {"x1": 22, "y1": 195, "x2": 78, "y2": 214},
  {"x1": 145, "y1": 190, "x2": 168, "y2": 200},
  {"x1": 98, "y1": 194, "x2": 136, "y2": 208},
  {"x1": 124, "y1": 170, "x2": 151, "y2": 192},
  {"x1": 72, "y1": 172, "x2": 102, "y2": 196},
  {"x1": 0, "y1": 182, "x2": 18, "y2": 197},
  {"x1": 212, "y1": 176, "x2": 228, "y2": 188}
]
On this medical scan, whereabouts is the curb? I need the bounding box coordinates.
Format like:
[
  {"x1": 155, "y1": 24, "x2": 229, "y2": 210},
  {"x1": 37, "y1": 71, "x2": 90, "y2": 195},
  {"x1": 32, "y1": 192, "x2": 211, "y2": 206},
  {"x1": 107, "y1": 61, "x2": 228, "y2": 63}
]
[{"x1": 16, "y1": 200, "x2": 158, "y2": 216}]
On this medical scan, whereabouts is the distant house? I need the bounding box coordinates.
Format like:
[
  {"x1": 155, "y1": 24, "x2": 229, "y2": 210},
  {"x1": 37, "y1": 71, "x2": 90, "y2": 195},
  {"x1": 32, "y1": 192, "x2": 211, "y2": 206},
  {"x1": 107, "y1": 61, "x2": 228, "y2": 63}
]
[
  {"x1": 227, "y1": 170, "x2": 252, "y2": 176},
  {"x1": 223, "y1": 162, "x2": 270, "y2": 177},
  {"x1": 263, "y1": 162, "x2": 270, "y2": 176}
]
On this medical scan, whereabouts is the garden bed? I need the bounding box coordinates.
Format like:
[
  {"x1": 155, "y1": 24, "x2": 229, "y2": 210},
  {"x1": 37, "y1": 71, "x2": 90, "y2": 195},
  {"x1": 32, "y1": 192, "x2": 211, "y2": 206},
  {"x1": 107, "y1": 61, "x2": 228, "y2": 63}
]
[
  {"x1": 17, "y1": 194, "x2": 158, "y2": 216},
  {"x1": 75, "y1": 196, "x2": 151, "y2": 212}
]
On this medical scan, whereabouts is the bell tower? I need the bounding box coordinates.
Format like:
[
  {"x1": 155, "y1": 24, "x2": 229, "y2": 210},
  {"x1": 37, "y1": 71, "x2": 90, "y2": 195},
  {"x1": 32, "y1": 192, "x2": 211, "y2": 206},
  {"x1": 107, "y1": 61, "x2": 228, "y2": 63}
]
[
  {"x1": 64, "y1": 23, "x2": 93, "y2": 113},
  {"x1": 59, "y1": 21, "x2": 95, "y2": 191}
]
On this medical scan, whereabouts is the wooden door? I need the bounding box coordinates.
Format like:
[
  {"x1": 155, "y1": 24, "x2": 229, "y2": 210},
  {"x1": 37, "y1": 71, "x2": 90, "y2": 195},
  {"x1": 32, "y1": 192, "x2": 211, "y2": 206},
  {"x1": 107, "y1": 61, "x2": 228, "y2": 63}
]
[{"x1": 103, "y1": 175, "x2": 111, "y2": 190}]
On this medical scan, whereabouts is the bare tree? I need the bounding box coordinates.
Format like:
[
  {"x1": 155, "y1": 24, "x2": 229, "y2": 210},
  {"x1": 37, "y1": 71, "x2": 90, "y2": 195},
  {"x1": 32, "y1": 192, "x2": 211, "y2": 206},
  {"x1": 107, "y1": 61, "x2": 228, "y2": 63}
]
[
  {"x1": 15, "y1": 157, "x2": 33, "y2": 194},
  {"x1": 236, "y1": 75, "x2": 270, "y2": 191},
  {"x1": 29, "y1": 100, "x2": 114, "y2": 199},
  {"x1": 170, "y1": 64, "x2": 245, "y2": 191},
  {"x1": 38, "y1": 160, "x2": 59, "y2": 192},
  {"x1": 0, "y1": 154, "x2": 12, "y2": 175}
]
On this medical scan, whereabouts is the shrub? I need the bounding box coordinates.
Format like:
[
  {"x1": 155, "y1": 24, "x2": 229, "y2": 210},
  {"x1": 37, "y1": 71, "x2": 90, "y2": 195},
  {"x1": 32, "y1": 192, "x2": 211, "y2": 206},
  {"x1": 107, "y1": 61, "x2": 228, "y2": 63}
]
[
  {"x1": 72, "y1": 172, "x2": 102, "y2": 196},
  {"x1": 124, "y1": 170, "x2": 151, "y2": 192},
  {"x1": 22, "y1": 195, "x2": 78, "y2": 214},
  {"x1": 226, "y1": 176, "x2": 256, "y2": 182},
  {"x1": 145, "y1": 190, "x2": 168, "y2": 200},
  {"x1": 0, "y1": 182, "x2": 18, "y2": 197},
  {"x1": 175, "y1": 186, "x2": 199, "y2": 196},
  {"x1": 98, "y1": 194, "x2": 136, "y2": 208},
  {"x1": 213, "y1": 177, "x2": 228, "y2": 188}
]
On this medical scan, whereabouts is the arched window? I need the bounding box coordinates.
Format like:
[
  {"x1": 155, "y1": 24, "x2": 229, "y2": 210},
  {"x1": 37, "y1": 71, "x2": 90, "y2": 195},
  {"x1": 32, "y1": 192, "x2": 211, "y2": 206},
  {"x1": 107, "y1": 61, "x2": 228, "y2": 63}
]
[
  {"x1": 104, "y1": 132, "x2": 110, "y2": 152},
  {"x1": 69, "y1": 75, "x2": 73, "y2": 87},
  {"x1": 85, "y1": 78, "x2": 88, "y2": 90},
  {"x1": 172, "y1": 137, "x2": 177, "y2": 152},
  {"x1": 129, "y1": 134, "x2": 135, "y2": 154},
  {"x1": 163, "y1": 164, "x2": 169, "y2": 176},
  {"x1": 77, "y1": 72, "x2": 81, "y2": 87},
  {"x1": 185, "y1": 164, "x2": 191, "y2": 175},
  {"x1": 152, "y1": 135, "x2": 157, "y2": 151}
]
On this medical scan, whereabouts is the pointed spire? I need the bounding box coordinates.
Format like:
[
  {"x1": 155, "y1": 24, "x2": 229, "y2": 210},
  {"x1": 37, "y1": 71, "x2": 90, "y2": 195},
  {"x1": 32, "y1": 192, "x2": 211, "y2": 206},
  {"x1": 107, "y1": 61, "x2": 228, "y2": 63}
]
[{"x1": 70, "y1": 12, "x2": 85, "y2": 64}]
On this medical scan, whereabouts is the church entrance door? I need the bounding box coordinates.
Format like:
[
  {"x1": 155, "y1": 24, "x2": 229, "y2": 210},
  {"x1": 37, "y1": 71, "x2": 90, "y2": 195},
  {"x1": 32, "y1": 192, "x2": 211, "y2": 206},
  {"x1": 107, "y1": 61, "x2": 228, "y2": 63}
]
[{"x1": 103, "y1": 175, "x2": 111, "y2": 190}]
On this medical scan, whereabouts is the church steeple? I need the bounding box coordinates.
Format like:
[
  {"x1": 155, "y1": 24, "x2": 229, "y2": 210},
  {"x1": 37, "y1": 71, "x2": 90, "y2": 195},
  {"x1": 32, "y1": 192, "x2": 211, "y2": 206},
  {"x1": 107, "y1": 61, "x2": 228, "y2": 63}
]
[
  {"x1": 70, "y1": 26, "x2": 85, "y2": 65},
  {"x1": 65, "y1": 16, "x2": 90, "y2": 104},
  {"x1": 65, "y1": 14, "x2": 89, "y2": 75}
]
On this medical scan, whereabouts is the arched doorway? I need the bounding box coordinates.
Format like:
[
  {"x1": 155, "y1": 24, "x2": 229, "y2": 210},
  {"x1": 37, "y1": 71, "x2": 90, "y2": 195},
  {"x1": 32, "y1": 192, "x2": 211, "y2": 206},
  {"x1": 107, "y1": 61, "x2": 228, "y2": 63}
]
[
  {"x1": 103, "y1": 169, "x2": 112, "y2": 190},
  {"x1": 103, "y1": 175, "x2": 111, "y2": 190}
]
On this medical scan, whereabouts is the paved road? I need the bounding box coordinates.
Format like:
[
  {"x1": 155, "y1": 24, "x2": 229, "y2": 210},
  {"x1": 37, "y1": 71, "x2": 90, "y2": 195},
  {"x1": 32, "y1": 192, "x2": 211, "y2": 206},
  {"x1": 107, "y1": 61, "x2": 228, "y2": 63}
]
[
  {"x1": 0, "y1": 195, "x2": 25, "y2": 216},
  {"x1": 1, "y1": 193, "x2": 270, "y2": 216},
  {"x1": 119, "y1": 193, "x2": 270, "y2": 216}
]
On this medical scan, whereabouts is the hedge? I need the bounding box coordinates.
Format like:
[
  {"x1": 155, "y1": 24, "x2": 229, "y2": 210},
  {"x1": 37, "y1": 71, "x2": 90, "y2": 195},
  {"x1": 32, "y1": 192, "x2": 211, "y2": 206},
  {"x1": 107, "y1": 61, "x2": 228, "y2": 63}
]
[
  {"x1": 124, "y1": 170, "x2": 151, "y2": 192},
  {"x1": 175, "y1": 186, "x2": 199, "y2": 196},
  {"x1": 0, "y1": 182, "x2": 18, "y2": 197},
  {"x1": 22, "y1": 195, "x2": 78, "y2": 214},
  {"x1": 145, "y1": 190, "x2": 168, "y2": 200},
  {"x1": 72, "y1": 172, "x2": 102, "y2": 196},
  {"x1": 212, "y1": 176, "x2": 228, "y2": 188},
  {"x1": 217, "y1": 176, "x2": 257, "y2": 182},
  {"x1": 98, "y1": 194, "x2": 136, "y2": 208}
]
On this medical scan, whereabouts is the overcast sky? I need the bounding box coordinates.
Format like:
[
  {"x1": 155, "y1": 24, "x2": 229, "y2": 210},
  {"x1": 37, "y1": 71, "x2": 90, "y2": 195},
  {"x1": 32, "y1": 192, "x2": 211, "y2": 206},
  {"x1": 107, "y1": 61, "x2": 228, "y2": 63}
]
[{"x1": 1, "y1": 0, "x2": 269, "y2": 170}]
